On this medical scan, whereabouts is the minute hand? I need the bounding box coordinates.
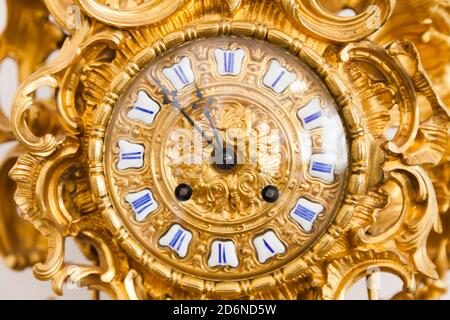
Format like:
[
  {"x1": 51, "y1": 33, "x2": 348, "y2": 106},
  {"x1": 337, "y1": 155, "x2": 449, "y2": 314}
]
[
  {"x1": 178, "y1": 104, "x2": 213, "y2": 144},
  {"x1": 203, "y1": 98, "x2": 223, "y2": 151}
]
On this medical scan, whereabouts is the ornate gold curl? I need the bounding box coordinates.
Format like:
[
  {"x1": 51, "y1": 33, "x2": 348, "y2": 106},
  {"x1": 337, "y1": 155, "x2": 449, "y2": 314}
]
[
  {"x1": 281, "y1": 0, "x2": 397, "y2": 43},
  {"x1": 0, "y1": 145, "x2": 47, "y2": 270},
  {"x1": 10, "y1": 138, "x2": 145, "y2": 299},
  {"x1": 341, "y1": 40, "x2": 450, "y2": 165},
  {"x1": 0, "y1": 0, "x2": 62, "y2": 142},
  {"x1": 370, "y1": 0, "x2": 450, "y2": 298},
  {"x1": 0, "y1": 0, "x2": 63, "y2": 270},
  {"x1": 76, "y1": 0, "x2": 189, "y2": 28}
]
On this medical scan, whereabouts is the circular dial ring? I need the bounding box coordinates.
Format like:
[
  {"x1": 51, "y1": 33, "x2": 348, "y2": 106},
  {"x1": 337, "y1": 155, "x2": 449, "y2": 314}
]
[{"x1": 88, "y1": 22, "x2": 373, "y2": 297}]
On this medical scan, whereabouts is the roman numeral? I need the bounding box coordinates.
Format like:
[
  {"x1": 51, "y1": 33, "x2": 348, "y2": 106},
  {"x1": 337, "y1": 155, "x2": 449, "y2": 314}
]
[
  {"x1": 169, "y1": 229, "x2": 185, "y2": 249},
  {"x1": 224, "y1": 51, "x2": 234, "y2": 73},
  {"x1": 159, "y1": 224, "x2": 192, "y2": 258},
  {"x1": 208, "y1": 240, "x2": 238, "y2": 268},
  {"x1": 218, "y1": 243, "x2": 227, "y2": 264},
  {"x1": 311, "y1": 162, "x2": 333, "y2": 174},
  {"x1": 293, "y1": 205, "x2": 315, "y2": 222},
  {"x1": 304, "y1": 111, "x2": 322, "y2": 124},
  {"x1": 174, "y1": 66, "x2": 189, "y2": 85},
  {"x1": 127, "y1": 90, "x2": 161, "y2": 125},
  {"x1": 309, "y1": 154, "x2": 336, "y2": 183},
  {"x1": 297, "y1": 97, "x2": 325, "y2": 130},
  {"x1": 125, "y1": 189, "x2": 158, "y2": 222},
  {"x1": 162, "y1": 57, "x2": 195, "y2": 90},
  {"x1": 263, "y1": 60, "x2": 297, "y2": 93},
  {"x1": 271, "y1": 70, "x2": 285, "y2": 88},
  {"x1": 214, "y1": 49, "x2": 245, "y2": 75},
  {"x1": 290, "y1": 198, "x2": 324, "y2": 232},
  {"x1": 117, "y1": 140, "x2": 145, "y2": 170},
  {"x1": 253, "y1": 231, "x2": 286, "y2": 263},
  {"x1": 121, "y1": 152, "x2": 143, "y2": 160}
]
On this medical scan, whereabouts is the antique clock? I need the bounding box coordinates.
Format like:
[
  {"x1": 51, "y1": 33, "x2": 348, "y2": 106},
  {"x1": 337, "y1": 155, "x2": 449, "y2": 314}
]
[{"x1": 0, "y1": 0, "x2": 450, "y2": 300}]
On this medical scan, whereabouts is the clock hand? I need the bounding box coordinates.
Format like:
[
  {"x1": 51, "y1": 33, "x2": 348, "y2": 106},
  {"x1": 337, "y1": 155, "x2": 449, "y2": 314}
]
[
  {"x1": 203, "y1": 98, "x2": 223, "y2": 151},
  {"x1": 151, "y1": 76, "x2": 213, "y2": 144},
  {"x1": 191, "y1": 84, "x2": 236, "y2": 169},
  {"x1": 191, "y1": 84, "x2": 224, "y2": 151}
]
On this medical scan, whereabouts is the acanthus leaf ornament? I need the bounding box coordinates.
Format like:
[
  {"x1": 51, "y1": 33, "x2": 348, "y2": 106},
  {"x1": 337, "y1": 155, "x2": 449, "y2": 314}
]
[
  {"x1": 76, "y1": 0, "x2": 190, "y2": 28},
  {"x1": 385, "y1": 40, "x2": 450, "y2": 166},
  {"x1": 0, "y1": 0, "x2": 63, "y2": 271},
  {"x1": 0, "y1": 0, "x2": 63, "y2": 143},
  {"x1": 281, "y1": 0, "x2": 397, "y2": 43},
  {"x1": 356, "y1": 161, "x2": 442, "y2": 279}
]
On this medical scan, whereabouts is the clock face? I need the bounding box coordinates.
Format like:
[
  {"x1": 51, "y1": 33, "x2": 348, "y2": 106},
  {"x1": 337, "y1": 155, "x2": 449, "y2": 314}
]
[{"x1": 104, "y1": 36, "x2": 349, "y2": 280}]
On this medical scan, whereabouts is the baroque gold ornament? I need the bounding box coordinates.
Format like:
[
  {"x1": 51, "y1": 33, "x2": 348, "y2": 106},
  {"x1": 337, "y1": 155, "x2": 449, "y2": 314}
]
[
  {"x1": 0, "y1": 0, "x2": 449, "y2": 300},
  {"x1": 0, "y1": 0, "x2": 62, "y2": 270}
]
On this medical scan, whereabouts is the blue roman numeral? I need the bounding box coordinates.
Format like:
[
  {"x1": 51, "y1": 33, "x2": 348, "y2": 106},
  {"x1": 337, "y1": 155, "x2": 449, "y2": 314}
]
[
  {"x1": 304, "y1": 111, "x2": 322, "y2": 124},
  {"x1": 174, "y1": 66, "x2": 189, "y2": 85},
  {"x1": 311, "y1": 162, "x2": 333, "y2": 174},
  {"x1": 293, "y1": 205, "x2": 316, "y2": 222},
  {"x1": 121, "y1": 151, "x2": 143, "y2": 160},
  {"x1": 134, "y1": 106, "x2": 155, "y2": 115},
  {"x1": 131, "y1": 193, "x2": 153, "y2": 215},
  {"x1": 223, "y1": 51, "x2": 235, "y2": 73},
  {"x1": 218, "y1": 243, "x2": 227, "y2": 264},
  {"x1": 271, "y1": 71, "x2": 286, "y2": 88},
  {"x1": 169, "y1": 229, "x2": 186, "y2": 251}
]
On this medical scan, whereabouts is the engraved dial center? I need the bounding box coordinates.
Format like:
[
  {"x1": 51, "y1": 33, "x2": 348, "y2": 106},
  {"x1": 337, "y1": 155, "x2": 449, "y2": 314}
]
[
  {"x1": 164, "y1": 98, "x2": 292, "y2": 222},
  {"x1": 213, "y1": 147, "x2": 237, "y2": 172}
]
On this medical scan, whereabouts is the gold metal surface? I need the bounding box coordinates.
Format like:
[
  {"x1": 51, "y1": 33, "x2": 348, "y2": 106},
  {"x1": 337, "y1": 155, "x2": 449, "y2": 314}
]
[
  {"x1": 0, "y1": 0, "x2": 448, "y2": 300},
  {"x1": 103, "y1": 36, "x2": 349, "y2": 285},
  {"x1": 0, "y1": 0, "x2": 62, "y2": 271}
]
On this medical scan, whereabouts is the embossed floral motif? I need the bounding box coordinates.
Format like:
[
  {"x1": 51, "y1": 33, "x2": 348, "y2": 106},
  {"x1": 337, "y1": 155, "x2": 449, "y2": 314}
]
[{"x1": 165, "y1": 102, "x2": 288, "y2": 221}]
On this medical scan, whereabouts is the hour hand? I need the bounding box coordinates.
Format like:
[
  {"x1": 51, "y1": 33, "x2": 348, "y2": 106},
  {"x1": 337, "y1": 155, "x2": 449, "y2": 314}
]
[
  {"x1": 152, "y1": 77, "x2": 213, "y2": 144},
  {"x1": 203, "y1": 98, "x2": 223, "y2": 151}
]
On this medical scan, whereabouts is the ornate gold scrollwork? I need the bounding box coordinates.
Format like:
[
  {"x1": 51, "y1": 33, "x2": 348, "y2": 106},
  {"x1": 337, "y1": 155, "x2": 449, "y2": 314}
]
[
  {"x1": 0, "y1": 0, "x2": 63, "y2": 270},
  {"x1": 44, "y1": 0, "x2": 77, "y2": 31},
  {"x1": 340, "y1": 40, "x2": 449, "y2": 165},
  {"x1": 281, "y1": 0, "x2": 397, "y2": 43},
  {"x1": 357, "y1": 161, "x2": 442, "y2": 279},
  {"x1": 2, "y1": 0, "x2": 449, "y2": 300},
  {"x1": 0, "y1": 0, "x2": 63, "y2": 142},
  {"x1": 0, "y1": 145, "x2": 47, "y2": 270},
  {"x1": 323, "y1": 250, "x2": 415, "y2": 300},
  {"x1": 76, "y1": 0, "x2": 189, "y2": 28},
  {"x1": 10, "y1": 137, "x2": 143, "y2": 299},
  {"x1": 10, "y1": 15, "x2": 124, "y2": 157}
]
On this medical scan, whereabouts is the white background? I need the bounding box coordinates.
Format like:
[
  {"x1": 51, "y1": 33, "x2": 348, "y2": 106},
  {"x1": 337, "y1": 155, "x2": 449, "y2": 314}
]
[{"x1": 0, "y1": 0, "x2": 448, "y2": 300}]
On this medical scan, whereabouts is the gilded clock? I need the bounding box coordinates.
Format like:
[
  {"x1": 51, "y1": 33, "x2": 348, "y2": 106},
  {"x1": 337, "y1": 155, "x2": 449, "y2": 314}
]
[
  {"x1": 6, "y1": 0, "x2": 449, "y2": 300},
  {"x1": 103, "y1": 35, "x2": 348, "y2": 282}
]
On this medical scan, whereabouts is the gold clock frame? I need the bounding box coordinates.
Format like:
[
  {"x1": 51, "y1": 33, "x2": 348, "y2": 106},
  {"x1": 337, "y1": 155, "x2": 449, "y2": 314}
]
[
  {"x1": 0, "y1": 0, "x2": 448, "y2": 300},
  {"x1": 88, "y1": 21, "x2": 373, "y2": 297}
]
